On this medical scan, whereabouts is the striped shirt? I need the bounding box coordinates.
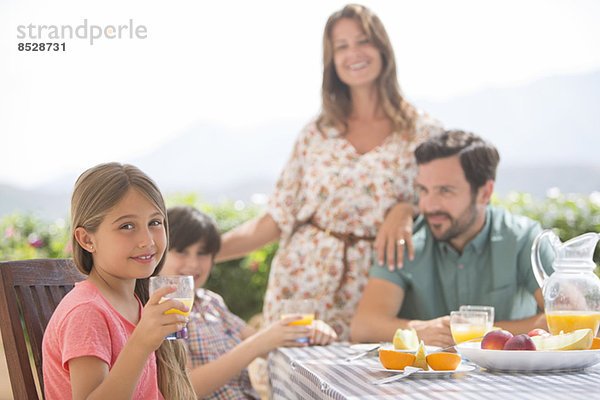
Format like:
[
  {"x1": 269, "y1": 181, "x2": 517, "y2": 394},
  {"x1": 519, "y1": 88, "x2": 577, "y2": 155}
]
[{"x1": 185, "y1": 288, "x2": 260, "y2": 400}]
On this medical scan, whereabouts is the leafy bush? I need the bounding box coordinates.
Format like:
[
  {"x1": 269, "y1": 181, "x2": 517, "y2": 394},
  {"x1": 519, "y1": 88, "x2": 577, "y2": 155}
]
[
  {"x1": 0, "y1": 213, "x2": 70, "y2": 260},
  {"x1": 492, "y1": 190, "x2": 600, "y2": 268},
  {"x1": 2, "y1": 190, "x2": 599, "y2": 320}
]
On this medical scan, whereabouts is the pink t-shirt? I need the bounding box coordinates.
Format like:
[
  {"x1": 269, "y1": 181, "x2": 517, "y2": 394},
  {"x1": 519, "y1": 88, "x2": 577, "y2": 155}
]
[{"x1": 42, "y1": 280, "x2": 164, "y2": 400}]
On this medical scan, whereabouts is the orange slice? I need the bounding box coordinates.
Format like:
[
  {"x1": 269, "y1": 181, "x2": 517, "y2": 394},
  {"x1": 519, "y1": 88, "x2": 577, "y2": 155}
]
[
  {"x1": 590, "y1": 337, "x2": 600, "y2": 350},
  {"x1": 426, "y1": 352, "x2": 461, "y2": 371},
  {"x1": 379, "y1": 348, "x2": 416, "y2": 370}
]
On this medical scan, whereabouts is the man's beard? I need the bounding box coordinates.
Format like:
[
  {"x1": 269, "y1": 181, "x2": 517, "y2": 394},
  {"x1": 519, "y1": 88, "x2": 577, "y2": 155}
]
[{"x1": 424, "y1": 196, "x2": 478, "y2": 242}]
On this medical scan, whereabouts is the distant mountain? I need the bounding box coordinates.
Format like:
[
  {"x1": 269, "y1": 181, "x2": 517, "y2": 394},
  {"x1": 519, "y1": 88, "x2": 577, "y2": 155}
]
[
  {"x1": 0, "y1": 184, "x2": 70, "y2": 219},
  {"x1": 496, "y1": 164, "x2": 600, "y2": 197},
  {"x1": 414, "y1": 70, "x2": 600, "y2": 166},
  {"x1": 1, "y1": 70, "x2": 598, "y2": 219},
  {"x1": 130, "y1": 119, "x2": 303, "y2": 198}
]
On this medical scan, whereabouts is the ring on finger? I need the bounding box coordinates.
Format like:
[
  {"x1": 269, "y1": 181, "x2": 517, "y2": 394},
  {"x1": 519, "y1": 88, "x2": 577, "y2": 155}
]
[{"x1": 396, "y1": 239, "x2": 406, "y2": 246}]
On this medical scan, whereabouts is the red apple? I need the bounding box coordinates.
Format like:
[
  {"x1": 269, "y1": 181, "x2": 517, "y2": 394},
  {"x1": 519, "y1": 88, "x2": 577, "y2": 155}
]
[
  {"x1": 503, "y1": 334, "x2": 537, "y2": 351},
  {"x1": 527, "y1": 328, "x2": 550, "y2": 337},
  {"x1": 481, "y1": 330, "x2": 514, "y2": 350}
]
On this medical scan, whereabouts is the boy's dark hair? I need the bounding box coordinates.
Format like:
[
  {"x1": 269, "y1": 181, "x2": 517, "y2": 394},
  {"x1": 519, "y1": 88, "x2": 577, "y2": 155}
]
[
  {"x1": 167, "y1": 206, "x2": 221, "y2": 256},
  {"x1": 414, "y1": 130, "x2": 500, "y2": 193}
]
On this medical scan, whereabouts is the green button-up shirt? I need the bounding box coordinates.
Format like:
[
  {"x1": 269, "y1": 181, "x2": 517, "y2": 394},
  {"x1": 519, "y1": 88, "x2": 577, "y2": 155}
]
[{"x1": 370, "y1": 206, "x2": 554, "y2": 321}]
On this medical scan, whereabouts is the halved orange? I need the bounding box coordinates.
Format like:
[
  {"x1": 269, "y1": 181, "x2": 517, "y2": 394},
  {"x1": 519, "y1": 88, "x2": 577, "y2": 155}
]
[
  {"x1": 379, "y1": 348, "x2": 416, "y2": 370},
  {"x1": 425, "y1": 352, "x2": 461, "y2": 371},
  {"x1": 590, "y1": 337, "x2": 600, "y2": 350}
]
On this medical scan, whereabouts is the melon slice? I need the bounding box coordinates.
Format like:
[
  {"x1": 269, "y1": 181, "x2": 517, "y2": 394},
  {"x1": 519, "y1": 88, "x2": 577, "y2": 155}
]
[
  {"x1": 393, "y1": 328, "x2": 419, "y2": 350},
  {"x1": 530, "y1": 328, "x2": 593, "y2": 351},
  {"x1": 412, "y1": 340, "x2": 429, "y2": 370}
]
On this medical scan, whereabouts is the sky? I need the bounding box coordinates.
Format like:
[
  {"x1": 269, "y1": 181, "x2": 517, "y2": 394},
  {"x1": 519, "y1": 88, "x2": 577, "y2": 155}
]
[{"x1": 2, "y1": 0, "x2": 600, "y2": 189}]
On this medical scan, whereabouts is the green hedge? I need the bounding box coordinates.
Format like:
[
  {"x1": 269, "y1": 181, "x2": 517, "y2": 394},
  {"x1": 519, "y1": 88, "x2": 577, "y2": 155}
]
[
  {"x1": 492, "y1": 191, "x2": 600, "y2": 266},
  {"x1": 0, "y1": 212, "x2": 70, "y2": 260},
  {"x1": 1, "y1": 191, "x2": 598, "y2": 320}
]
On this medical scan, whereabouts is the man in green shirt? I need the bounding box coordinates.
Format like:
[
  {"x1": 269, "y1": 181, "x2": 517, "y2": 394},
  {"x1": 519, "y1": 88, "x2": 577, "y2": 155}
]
[{"x1": 351, "y1": 130, "x2": 554, "y2": 347}]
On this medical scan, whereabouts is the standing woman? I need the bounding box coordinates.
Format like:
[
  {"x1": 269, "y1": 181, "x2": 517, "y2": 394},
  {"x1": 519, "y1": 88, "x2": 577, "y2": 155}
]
[{"x1": 217, "y1": 4, "x2": 443, "y2": 340}]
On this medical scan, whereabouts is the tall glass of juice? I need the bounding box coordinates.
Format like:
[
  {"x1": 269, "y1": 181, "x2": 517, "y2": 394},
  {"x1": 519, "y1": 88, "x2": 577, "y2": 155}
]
[
  {"x1": 280, "y1": 299, "x2": 316, "y2": 343},
  {"x1": 459, "y1": 305, "x2": 495, "y2": 331},
  {"x1": 150, "y1": 275, "x2": 194, "y2": 340},
  {"x1": 450, "y1": 310, "x2": 489, "y2": 344}
]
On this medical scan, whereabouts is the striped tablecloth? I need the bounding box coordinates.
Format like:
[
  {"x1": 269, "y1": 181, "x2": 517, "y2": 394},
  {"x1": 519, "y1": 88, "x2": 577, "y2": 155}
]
[{"x1": 268, "y1": 342, "x2": 600, "y2": 400}]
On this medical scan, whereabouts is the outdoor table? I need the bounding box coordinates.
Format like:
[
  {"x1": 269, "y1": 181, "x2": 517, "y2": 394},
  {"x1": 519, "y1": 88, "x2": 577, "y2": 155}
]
[{"x1": 268, "y1": 342, "x2": 600, "y2": 399}]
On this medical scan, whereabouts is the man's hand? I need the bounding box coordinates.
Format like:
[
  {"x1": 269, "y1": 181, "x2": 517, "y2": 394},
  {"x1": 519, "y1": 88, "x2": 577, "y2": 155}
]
[{"x1": 407, "y1": 316, "x2": 453, "y2": 348}]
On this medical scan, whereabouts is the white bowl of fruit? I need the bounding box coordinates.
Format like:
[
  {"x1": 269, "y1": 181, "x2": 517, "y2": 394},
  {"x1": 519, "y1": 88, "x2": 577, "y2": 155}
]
[{"x1": 457, "y1": 328, "x2": 600, "y2": 372}]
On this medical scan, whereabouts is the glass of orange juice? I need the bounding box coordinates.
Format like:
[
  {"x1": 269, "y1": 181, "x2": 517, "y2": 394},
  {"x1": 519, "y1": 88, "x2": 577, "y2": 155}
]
[
  {"x1": 460, "y1": 305, "x2": 495, "y2": 331},
  {"x1": 450, "y1": 310, "x2": 489, "y2": 344},
  {"x1": 281, "y1": 299, "x2": 316, "y2": 343},
  {"x1": 150, "y1": 275, "x2": 194, "y2": 340}
]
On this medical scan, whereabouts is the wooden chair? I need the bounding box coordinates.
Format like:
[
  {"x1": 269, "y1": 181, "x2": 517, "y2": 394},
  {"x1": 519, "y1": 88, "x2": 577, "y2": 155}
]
[{"x1": 0, "y1": 258, "x2": 85, "y2": 400}]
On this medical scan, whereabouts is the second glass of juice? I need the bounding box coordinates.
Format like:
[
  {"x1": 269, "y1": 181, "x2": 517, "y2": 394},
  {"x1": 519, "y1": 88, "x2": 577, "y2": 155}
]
[
  {"x1": 150, "y1": 275, "x2": 194, "y2": 340},
  {"x1": 450, "y1": 310, "x2": 489, "y2": 344},
  {"x1": 280, "y1": 299, "x2": 316, "y2": 343},
  {"x1": 459, "y1": 305, "x2": 495, "y2": 331}
]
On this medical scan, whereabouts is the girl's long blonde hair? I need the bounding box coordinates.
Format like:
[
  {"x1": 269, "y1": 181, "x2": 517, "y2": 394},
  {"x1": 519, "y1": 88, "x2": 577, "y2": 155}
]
[
  {"x1": 70, "y1": 162, "x2": 196, "y2": 399},
  {"x1": 316, "y1": 3, "x2": 417, "y2": 137}
]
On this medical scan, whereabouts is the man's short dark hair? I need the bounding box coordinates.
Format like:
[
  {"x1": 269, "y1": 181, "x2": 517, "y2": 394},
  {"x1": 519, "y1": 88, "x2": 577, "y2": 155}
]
[
  {"x1": 167, "y1": 205, "x2": 221, "y2": 256},
  {"x1": 414, "y1": 130, "x2": 500, "y2": 193}
]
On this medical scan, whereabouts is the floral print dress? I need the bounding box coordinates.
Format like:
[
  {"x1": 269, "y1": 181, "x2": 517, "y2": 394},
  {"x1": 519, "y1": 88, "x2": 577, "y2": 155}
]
[{"x1": 264, "y1": 112, "x2": 443, "y2": 340}]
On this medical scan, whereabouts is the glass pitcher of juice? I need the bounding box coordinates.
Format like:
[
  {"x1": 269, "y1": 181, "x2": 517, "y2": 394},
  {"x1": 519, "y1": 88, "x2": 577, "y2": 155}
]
[{"x1": 531, "y1": 230, "x2": 600, "y2": 336}]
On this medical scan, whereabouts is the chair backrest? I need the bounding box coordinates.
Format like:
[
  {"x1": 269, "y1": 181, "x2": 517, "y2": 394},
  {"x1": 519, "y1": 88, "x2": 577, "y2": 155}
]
[{"x1": 0, "y1": 258, "x2": 86, "y2": 400}]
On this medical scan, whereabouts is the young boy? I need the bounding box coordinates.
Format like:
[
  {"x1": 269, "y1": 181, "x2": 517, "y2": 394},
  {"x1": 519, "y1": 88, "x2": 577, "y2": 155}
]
[{"x1": 161, "y1": 206, "x2": 337, "y2": 399}]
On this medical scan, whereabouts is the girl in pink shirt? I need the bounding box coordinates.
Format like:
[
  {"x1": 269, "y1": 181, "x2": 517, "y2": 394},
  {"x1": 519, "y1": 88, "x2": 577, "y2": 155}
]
[{"x1": 42, "y1": 163, "x2": 195, "y2": 399}]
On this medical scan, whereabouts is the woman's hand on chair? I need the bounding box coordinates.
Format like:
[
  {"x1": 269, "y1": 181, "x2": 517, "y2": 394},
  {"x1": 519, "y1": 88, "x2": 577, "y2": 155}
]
[{"x1": 375, "y1": 202, "x2": 416, "y2": 270}]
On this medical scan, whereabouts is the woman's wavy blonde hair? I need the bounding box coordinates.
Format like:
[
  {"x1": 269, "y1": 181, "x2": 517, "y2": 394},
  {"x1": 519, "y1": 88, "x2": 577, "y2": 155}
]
[
  {"x1": 70, "y1": 162, "x2": 196, "y2": 399},
  {"x1": 316, "y1": 3, "x2": 417, "y2": 137}
]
